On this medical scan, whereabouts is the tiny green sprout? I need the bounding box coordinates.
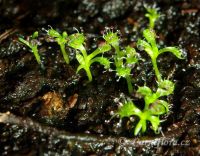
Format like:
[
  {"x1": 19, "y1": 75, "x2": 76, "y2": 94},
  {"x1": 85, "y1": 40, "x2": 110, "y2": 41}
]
[
  {"x1": 137, "y1": 80, "x2": 174, "y2": 111},
  {"x1": 117, "y1": 99, "x2": 161, "y2": 136},
  {"x1": 67, "y1": 32, "x2": 111, "y2": 82},
  {"x1": 103, "y1": 31, "x2": 138, "y2": 94},
  {"x1": 47, "y1": 28, "x2": 69, "y2": 64},
  {"x1": 19, "y1": 31, "x2": 44, "y2": 69},
  {"x1": 117, "y1": 80, "x2": 173, "y2": 135},
  {"x1": 137, "y1": 29, "x2": 184, "y2": 82},
  {"x1": 145, "y1": 7, "x2": 160, "y2": 29}
]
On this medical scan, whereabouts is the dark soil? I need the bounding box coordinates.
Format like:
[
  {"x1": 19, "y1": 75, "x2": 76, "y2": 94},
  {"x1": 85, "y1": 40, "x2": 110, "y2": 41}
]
[{"x1": 0, "y1": 0, "x2": 199, "y2": 155}]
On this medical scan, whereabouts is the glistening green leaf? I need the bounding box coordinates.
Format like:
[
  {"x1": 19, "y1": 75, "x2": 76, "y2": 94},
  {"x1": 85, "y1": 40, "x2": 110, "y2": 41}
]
[
  {"x1": 159, "y1": 47, "x2": 184, "y2": 59},
  {"x1": 47, "y1": 28, "x2": 69, "y2": 64}
]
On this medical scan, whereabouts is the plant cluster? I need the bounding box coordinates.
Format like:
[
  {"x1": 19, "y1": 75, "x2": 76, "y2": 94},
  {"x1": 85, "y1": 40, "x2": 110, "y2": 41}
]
[
  {"x1": 116, "y1": 8, "x2": 184, "y2": 135},
  {"x1": 18, "y1": 7, "x2": 184, "y2": 135},
  {"x1": 103, "y1": 31, "x2": 138, "y2": 94},
  {"x1": 117, "y1": 80, "x2": 174, "y2": 135}
]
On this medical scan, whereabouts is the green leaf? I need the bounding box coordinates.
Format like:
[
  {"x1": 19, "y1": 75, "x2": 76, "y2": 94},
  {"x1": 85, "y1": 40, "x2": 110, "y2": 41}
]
[
  {"x1": 145, "y1": 8, "x2": 159, "y2": 18},
  {"x1": 143, "y1": 29, "x2": 157, "y2": 48},
  {"x1": 158, "y1": 100, "x2": 169, "y2": 113},
  {"x1": 125, "y1": 46, "x2": 136, "y2": 55},
  {"x1": 141, "y1": 119, "x2": 147, "y2": 133},
  {"x1": 148, "y1": 116, "x2": 160, "y2": 133},
  {"x1": 145, "y1": 94, "x2": 158, "y2": 106},
  {"x1": 76, "y1": 64, "x2": 84, "y2": 73},
  {"x1": 99, "y1": 44, "x2": 111, "y2": 52},
  {"x1": 68, "y1": 33, "x2": 85, "y2": 49},
  {"x1": 156, "y1": 88, "x2": 169, "y2": 97},
  {"x1": 88, "y1": 44, "x2": 111, "y2": 59},
  {"x1": 116, "y1": 67, "x2": 131, "y2": 78},
  {"x1": 145, "y1": 7, "x2": 159, "y2": 16},
  {"x1": 114, "y1": 56, "x2": 123, "y2": 67},
  {"x1": 47, "y1": 28, "x2": 61, "y2": 38},
  {"x1": 137, "y1": 39, "x2": 154, "y2": 57},
  {"x1": 159, "y1": 47, "x2": 184, "y2": 59},
  {"x1": 137, "y1": 86, "x2": 152, "y2": 97},
  {"x1": 76, "y1": 53, "x2": 84, "y2": 64},
  {"x1": 137, "y1": 39, "x2": 151, "y2": 50},
  {"x1": 90, "y1": 57, "x2": 110, "y2": 69},
  {"x1": 125, "y1": 46, "x2": 138, "y2": 64},
  {"x1": 145, "y1": 7, "x2": 160, "y2": 29},
  {"x1": 32, "y1": 31, "x2": 38, "y2": 39},
  {"x1": 103, "y1": 31, "x2": 119, "y2": 47},
  {"x1": 149, "y1": 100, "x2": 169, "y2": 115},
  {"x1": 118, "y1": 101, "x2": 141, "y2": 118},
  {"x1": 156, "y1": 80, "x2": 174, "y2": 97},
  {"x1": 19, "y1": 38, "x2": 31, "y2": 48},
  {"x1": 134, "y1": 120, "x2": 143, "y2": 135},
  {"x1": 62, "y1": 31, "x2": 68, "y2": 38}
]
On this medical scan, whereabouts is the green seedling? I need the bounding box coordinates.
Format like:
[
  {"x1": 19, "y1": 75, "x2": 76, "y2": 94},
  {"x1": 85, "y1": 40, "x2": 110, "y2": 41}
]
[
  {"x1": 47, "y1": 28, "x2": 69, "y2": 64},
  {"x1": 117, "y1": 79, "x2": 174, "y2": 135},
  {"x1": 103, "y1": 31, "x2": 138, "y2": 94},
  {"x1": 67, "y1": 32, "x2": 111, "y2": 82},
  {"x1": 137, "y1": 29, "x2": 184, "y2": 82},
  {"x1": 19, "y1": 31, "x2": 44, "y2": 69},
  {"x1": 145, "y1": 7, "x2": 160, "y2": 29}
]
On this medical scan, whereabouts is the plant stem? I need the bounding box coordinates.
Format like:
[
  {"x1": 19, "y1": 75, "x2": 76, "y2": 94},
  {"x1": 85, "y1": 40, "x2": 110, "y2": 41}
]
[
  {"x1": 32, "y1": 46, "x2": 41, "y2": 64},
  {"x1": 79, "y1": 45, "x2": 87, "y2": 58},
  {"x1": 126, "y1": 75, "x2": 133, "y2": 94},
  {"x1": 152, "y1": 57, "x2": 161, "y2": 82},
  {"x1": 85, "y1": 66, "x2": 92, "y2": 82},
  {"x1": 114, "y1": 45, "x2": 123, "y2": 58},
  {"x1": 60, "y1": 44, "x2": 69, "y2": 64},
  {"x1": 33, "y1": 48, "x2": 45, "y2": 70},
  {"x1": 150, "y1": 19, "x2": 155, "y2": 29}
]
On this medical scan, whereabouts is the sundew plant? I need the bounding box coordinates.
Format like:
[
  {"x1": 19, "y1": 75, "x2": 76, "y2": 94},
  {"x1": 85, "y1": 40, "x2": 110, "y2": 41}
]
[
  {"x1": 103, "y1": 31, "x2": 138, "y2": 94},
  {"x1": 16, "y1": 6, "x2": 185, "y2": 136},
  {"x1": 67, "y1": 32, "x2": 111, "y2": 82},
  {"x1": 19, "y1": 31, "x2": 44, "y2": 69},
  {"x1": 47, "y1": 28, "x2": 70, "y2": 64},
  {"x1": 137, "y1": 28, "x2": 184, "y2": 82},
  {"x1": 117, "y1": 79, "x2": 174, "y2": 135},
  {"x1": 115, "y1": 8, "x2": 184, "y2": 135}
]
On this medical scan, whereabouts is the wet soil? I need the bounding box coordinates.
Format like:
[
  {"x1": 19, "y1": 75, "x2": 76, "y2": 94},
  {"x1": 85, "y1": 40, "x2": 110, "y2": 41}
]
[{"x1": 0, "y1": 0, "x2": 200, "y2": 155}]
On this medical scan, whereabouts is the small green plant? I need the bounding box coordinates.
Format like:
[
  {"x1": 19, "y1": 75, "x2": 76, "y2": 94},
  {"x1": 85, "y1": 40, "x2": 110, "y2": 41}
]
[
  {"x1": 19, "y1": 31, "x2": 44, "y2": 69},
  {"x1": 115, "y1": 27, "x2": 183, "y2": 135},
  {"x1": 145, "y1": 7, "x2": 160, "y2": 29},
  {"x1": 117, "y1": 79, "x2": 174, "y2": 135},
  {"x1": 47, "y1": 28, "x2": 70, "y2": 64},
  {"x1": 137, "y1": 29, "x2": 184, "y2": 82},
  {"x1": 103, "y1": 31, "x2": 138, "y2": 94},
  {"x1": 67, "y1": 32, "x2": 111, "y2": 82}
]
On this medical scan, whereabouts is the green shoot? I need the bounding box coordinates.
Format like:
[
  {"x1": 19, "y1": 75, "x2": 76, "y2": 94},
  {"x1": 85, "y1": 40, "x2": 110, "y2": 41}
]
[
  {"x1": 137, "y1": 29, "x2": 184, "y2": 82},
  {"x1": 117, "y1": 79, "x2": 174, "y2": 135},
  {"x1": 145, "y1": 7, "x2": 160, "y2": 29},
  {"x1": 103, "y1": 31, "x2": 138, "y2": 94},
  {"x1": 118, "y1": 100, "x2": 160, "y2": 135},
  {"x1": 19, "y1": 31, "x2": 44, "y2": 69},
  {"x1": 137, "y1": 79, "x2": 174, "y2": 110},
  {"x1": 67, "y1": 32, "x2": 111, "y2": 82},
  {"x1": 47, "y1": 28, "x2": 69, "y2": 64}
]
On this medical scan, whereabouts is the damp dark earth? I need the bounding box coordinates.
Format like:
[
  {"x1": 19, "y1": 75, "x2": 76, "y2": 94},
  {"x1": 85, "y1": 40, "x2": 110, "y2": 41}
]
[{"x1": 0, "y1": 0, "x2": 200, "y2": 155}]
